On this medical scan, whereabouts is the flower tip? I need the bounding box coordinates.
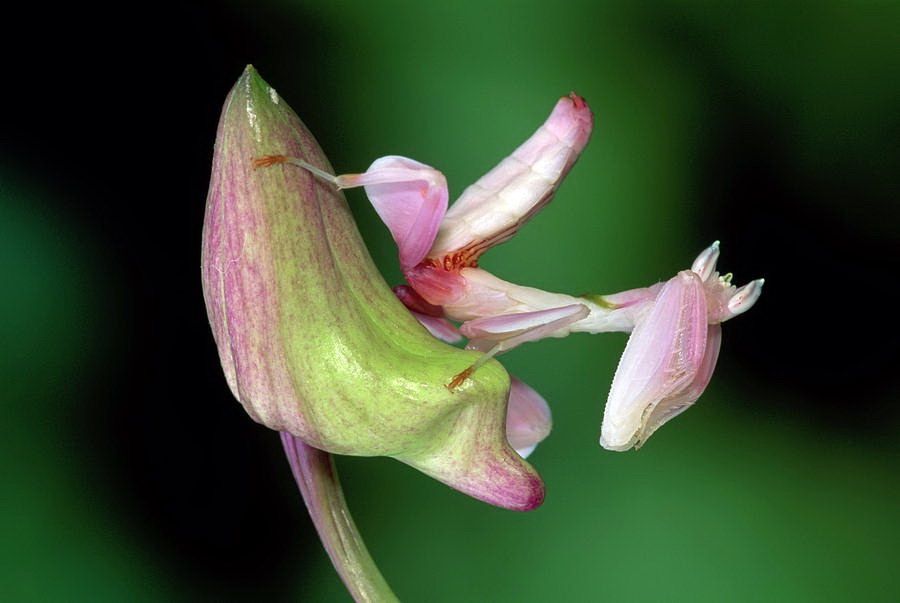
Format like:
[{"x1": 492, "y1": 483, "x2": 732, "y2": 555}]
[
  {"x1": 230, "y1": 65, "x2": 282, "y2": 111},
  {"x1": 400, "y1": 427, "x2": 546, "y2": 512},
  {"x1": 217, "y1": 65, "x2": 292, "y2": 149},
  {"x1": 497, "y1": 468, "x2": 546, "y2": 511},
  {"x1": 520, "y1": 477, "x2": 546, "y2": 511},
  {"x1": 235, "y1": 63, "x2": 264, "y2": 90}
]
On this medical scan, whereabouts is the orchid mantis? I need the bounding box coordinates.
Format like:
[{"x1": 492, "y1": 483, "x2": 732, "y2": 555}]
[
  {"x1": 254, "y1": 95, "x2": 610, "y2": 371},
  {"x1": 255, "y1": 93, "x2": 763, "y2": 450}
]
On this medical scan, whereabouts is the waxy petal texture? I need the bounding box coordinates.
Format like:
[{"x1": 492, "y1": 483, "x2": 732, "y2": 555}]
[
  {"x1": 506, "y1": 378, "x2": 552, "y2": 458},
  {"x1": 202, "y1": 67, "x2": 543, "y2": 510}
]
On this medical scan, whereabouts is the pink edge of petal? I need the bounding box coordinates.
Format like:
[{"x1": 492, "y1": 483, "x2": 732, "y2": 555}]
[
  {"x1": 409, "y1": 311, "x2": 463, "y2": 343},
  {"x1": 469, "y1": 454, "x2": 546, "y2": 511},
  {"x1": 506, "y1": 377, "x2": 552, "y2": 458},
  {"x1": 399, "y1": 444, "x2": 545, "y2": 512},
  {"x1": 440, "y1": 447, "x2": 546, "y2": 511}
]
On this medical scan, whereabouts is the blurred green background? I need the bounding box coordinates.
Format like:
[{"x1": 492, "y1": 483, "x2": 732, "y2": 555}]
[{"x1": 1, "y1": 1, "x2": 897, "y2": 601}]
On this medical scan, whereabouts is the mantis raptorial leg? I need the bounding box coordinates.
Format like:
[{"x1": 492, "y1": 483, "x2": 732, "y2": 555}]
[{"x1": 447, "y1": 303, "x2": 590, "y2": 390}]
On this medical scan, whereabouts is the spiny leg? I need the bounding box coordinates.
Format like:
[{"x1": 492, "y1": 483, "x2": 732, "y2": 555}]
[
  {"x1": 252, "y1": 154, "x2": 341, "y2": 185},
  {"x1": 254, "y1": 154, "x2": 449, "y2": 271},
  {"x1": 447, "y1": 303, "x2": 590, "y2": 390}
]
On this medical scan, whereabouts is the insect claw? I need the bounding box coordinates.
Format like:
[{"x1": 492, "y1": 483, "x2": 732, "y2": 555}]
[
  {"x1": 252, "y1": 154, "x2": 288, "y2": 169},
  {"x1": 446, "y1": 366, "x2": 474, "y2": 391}
]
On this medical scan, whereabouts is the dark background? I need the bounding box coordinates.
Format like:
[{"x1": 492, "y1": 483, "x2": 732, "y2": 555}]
[{"x1": 1, "y1": 1, "x2": 897, "y2": 601}]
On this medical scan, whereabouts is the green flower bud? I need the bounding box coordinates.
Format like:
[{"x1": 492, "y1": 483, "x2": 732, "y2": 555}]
[{"x1": 201, "y1": 66, "x2": 543, "y2": 510}]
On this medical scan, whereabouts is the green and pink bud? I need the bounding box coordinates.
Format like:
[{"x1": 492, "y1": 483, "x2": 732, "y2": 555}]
[{"x1": 201, "y1": 66, "x2": 544, "y2": 511}]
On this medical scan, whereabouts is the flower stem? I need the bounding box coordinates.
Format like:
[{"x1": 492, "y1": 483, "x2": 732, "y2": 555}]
[{"x1": 280, "y1": 432, "x2": 399, "y2": 602}]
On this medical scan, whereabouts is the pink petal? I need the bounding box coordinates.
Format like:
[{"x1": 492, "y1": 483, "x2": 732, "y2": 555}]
[
  {"x1": 394, "y1": 284, "x2": 462, "y2": 343},
  {"x1": 430, "y1": 94, "x2": 594, "y2": 258},
  {"x1": 409, "y1": 311, "x2": 463, "y2": 344},
  {"x1": 340, "y1": 156, "x2": 448, "y2": 270},
  {"x1": 404, "y1": 263, "x2": 469, "y2": 307},
  {"x1": 506, "y1": 377, "x2": 552, "y2": 458},
  {"x1": 600, "y1": 270, "x2": 708, "y2": 451},
  {"x1": 393, "y1": 284, "x2": 444, "y2": 317}
]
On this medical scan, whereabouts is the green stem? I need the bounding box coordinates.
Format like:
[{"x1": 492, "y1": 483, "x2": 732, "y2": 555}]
[{"x1": 280, "y1": 432, "x2": 399, "y2": 602}]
